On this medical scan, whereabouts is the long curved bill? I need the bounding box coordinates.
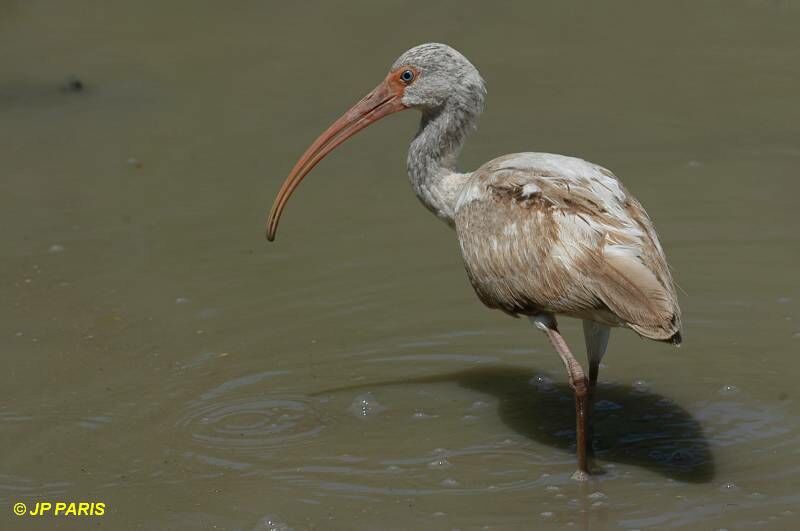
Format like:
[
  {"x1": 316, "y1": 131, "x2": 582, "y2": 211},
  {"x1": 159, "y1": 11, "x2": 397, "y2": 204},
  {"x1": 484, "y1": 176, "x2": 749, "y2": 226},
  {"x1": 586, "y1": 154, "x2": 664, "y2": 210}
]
[{"x1": 266, "y1": 74, "x2": 408, "y2": 241}]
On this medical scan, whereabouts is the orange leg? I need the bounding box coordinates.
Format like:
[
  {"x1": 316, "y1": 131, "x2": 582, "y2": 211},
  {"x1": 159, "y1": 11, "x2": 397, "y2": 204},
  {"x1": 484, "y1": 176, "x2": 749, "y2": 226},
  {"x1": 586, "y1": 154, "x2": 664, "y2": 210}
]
[{"x1": 532, "y1": 315, "x2": 591, "y2": 480}]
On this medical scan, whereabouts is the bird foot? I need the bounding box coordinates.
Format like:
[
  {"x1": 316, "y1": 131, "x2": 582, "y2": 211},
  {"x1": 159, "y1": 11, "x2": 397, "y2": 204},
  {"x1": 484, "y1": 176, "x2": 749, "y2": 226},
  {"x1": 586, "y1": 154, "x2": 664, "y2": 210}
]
[{"x1": 571, "y1": 469, "x2": 590, "y2": 482}]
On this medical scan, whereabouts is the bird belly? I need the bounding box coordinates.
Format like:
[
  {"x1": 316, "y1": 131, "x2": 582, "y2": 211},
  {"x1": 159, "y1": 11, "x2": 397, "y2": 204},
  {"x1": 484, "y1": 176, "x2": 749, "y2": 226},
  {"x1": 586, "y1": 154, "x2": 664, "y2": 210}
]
[{"x1": 456, "y1": 209, "x2": 604, "y2": 319}]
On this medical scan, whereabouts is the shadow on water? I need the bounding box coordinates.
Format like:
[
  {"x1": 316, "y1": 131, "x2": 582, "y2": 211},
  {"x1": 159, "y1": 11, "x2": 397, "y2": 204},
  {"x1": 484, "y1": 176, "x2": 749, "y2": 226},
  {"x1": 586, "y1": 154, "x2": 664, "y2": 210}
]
[{"x1": 316, "y1": 365, "x2": 714, "y2": 483}]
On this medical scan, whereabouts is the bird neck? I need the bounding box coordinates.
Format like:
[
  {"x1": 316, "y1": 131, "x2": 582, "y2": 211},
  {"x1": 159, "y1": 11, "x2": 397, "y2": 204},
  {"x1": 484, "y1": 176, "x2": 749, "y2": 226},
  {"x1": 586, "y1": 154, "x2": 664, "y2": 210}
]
[{"x1": 407, "y1": 103, "x2": 478, "y2": 226}]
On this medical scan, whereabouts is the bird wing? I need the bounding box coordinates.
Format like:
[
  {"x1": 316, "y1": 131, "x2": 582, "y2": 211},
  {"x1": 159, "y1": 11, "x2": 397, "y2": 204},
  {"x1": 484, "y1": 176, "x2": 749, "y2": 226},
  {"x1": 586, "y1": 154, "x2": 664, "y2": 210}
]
[{"x1": 454, "y1": 153, "x2": 681, "y2": 342}]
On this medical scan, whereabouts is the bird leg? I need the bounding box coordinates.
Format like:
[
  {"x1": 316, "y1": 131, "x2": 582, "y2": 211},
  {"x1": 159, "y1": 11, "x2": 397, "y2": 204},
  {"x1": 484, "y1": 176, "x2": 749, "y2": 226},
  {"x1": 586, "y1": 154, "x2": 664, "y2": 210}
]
[
  {"x1": 586, "y1": 357, "x2": 600, "y2": 457},
  {"x1": 582, "y1": 320, "x2": 610, "y2": 459},
  {"x1": 532, "y1": 315, "x2": 590, "y2": 480}
]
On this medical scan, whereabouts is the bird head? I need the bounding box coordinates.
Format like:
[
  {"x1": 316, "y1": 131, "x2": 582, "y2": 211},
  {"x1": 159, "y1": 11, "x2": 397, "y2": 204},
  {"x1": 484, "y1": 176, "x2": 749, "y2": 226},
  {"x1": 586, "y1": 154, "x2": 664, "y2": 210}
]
[
  {"x1": 392, "y1": 43, "x2": 485, "y2": 114},
  {"x1": 266, "y1": 43, "x2": 485, "y2": 241}
]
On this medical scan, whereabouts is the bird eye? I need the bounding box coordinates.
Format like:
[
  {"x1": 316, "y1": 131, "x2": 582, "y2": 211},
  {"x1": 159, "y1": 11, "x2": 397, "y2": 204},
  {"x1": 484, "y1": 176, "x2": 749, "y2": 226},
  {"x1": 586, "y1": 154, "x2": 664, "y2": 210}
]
[{"x1": 400, "y1": 69, "x2": 415, "y2": 84}]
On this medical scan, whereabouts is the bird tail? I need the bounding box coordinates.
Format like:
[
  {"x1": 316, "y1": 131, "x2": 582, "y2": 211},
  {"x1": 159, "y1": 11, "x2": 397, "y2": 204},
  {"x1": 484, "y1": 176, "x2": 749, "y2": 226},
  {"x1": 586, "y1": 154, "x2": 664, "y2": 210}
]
[{"x1": 664, "y1": 330, "x2": 682, "y2": 346}]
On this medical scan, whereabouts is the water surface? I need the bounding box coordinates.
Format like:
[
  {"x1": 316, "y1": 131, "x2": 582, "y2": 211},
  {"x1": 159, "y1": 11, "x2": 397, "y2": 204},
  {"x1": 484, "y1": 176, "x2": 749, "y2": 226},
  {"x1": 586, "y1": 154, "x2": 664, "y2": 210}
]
[{"x1": 2, "y1": 1, "x2": 799, "y2": 529}]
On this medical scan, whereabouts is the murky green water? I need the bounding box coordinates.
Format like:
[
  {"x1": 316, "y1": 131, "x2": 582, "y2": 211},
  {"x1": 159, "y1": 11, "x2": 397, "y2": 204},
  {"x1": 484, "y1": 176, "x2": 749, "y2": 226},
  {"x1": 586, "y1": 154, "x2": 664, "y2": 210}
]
[{"x1": 2, "y1": 1, "x2": 799, "y2": 529}]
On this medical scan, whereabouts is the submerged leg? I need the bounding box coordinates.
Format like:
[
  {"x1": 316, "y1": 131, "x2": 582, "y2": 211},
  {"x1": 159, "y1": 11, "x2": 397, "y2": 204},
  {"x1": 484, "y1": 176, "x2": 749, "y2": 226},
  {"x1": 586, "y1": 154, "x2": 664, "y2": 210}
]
[
  {"x1": 582, "y1": 320, "x2": 611, "y2": 457},
  {"x1": 531, "y1": 315, "x2": 590, "y2": 480}
]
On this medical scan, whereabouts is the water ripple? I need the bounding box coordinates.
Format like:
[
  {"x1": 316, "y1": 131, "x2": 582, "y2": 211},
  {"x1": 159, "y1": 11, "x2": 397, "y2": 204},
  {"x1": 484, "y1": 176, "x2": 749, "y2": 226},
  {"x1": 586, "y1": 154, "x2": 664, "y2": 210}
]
[{"x1": 177, "y1": 394, "x2": 324, "y2": 455}]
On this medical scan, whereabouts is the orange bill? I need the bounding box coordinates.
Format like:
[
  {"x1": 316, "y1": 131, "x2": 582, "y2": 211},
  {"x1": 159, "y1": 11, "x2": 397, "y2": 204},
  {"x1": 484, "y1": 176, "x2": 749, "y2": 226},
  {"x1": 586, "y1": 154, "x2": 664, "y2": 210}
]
[{"x1": 266, "y1": 71, "x2": 411, "y2": 241}]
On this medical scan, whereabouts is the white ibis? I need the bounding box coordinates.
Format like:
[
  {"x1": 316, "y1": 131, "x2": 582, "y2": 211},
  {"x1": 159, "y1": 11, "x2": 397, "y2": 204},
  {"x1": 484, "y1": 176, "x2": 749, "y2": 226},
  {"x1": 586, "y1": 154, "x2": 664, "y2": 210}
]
[{"x1": 266, "y1": 43, "x2": 682, "y2": 480}]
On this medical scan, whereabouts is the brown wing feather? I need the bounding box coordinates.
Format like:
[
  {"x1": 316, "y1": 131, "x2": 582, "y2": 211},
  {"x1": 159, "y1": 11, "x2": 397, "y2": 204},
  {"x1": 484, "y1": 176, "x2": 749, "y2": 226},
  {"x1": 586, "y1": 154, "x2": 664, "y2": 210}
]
[{"x1": 454, "y1": 153, "x2": 682, "y2": 343}]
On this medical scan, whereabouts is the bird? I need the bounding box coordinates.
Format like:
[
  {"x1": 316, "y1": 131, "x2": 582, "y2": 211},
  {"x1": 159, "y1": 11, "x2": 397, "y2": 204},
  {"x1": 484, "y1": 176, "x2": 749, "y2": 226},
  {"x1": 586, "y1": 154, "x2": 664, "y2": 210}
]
[{"x1": 265, "y1": 43, "x2": 682, "y2": 480}]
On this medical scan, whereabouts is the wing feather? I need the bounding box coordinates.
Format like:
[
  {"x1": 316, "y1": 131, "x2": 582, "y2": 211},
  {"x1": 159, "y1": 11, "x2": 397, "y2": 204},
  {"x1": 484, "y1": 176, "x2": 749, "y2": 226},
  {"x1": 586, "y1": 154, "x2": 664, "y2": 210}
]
[{"x1": 455, "y1": 153, "x2": 682, "y2": 342}]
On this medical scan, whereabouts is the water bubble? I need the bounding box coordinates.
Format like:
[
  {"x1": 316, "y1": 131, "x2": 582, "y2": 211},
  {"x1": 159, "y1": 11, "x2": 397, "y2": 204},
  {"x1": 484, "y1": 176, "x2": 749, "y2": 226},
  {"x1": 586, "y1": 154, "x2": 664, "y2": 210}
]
[
  {"x1": 540, "y1": 511, "x2": 554, "y2": 518},
  {"x1": 718, "y1": 384, "x2": 739, "y2": 396},
  {"x1": 48, "y1": 244, "x2": 65, "y2": 253},
  {"x1": 632, "y1": 379, "x2": 649, "y2": 393},
  {"x1": 531, "y1": 374, "x2": 554, "y2": 392},
  {"x1": 588, "y1": 491, "x2": 606, "y2": 500},
  {"x1": 385, "y1": 465, "x2": 400, "y2": 473},
  {"x1": 413, "y1": 410, "x2": 435, "y2": 419},
  {"x1": 428, "y1": 458, "x2": 451, "y2": 469},
  {"x1": 440, "y1": 478, "x2": 459, "y2": 487},
  {"x1": 719, "y1": 481, "x2": 738, "y2": 493},
  {"x1": 470, "y1": 400, "x2": 489, "y2": 410},
  {"x1": 175, "y1": 297, "x2": 190, "y2": 304},
  {"x1": 545, "y1": 485, "x2": 560, "y2": 492},
  {"x1": 461, "y1": 414, "x2": 478, "y2": 422},
  {"x1": 252, "y1": 515, "x2": 291, "y2": 531},
  {"x1": 348, "y1": 393, "x2": 386, "y2": 418}
]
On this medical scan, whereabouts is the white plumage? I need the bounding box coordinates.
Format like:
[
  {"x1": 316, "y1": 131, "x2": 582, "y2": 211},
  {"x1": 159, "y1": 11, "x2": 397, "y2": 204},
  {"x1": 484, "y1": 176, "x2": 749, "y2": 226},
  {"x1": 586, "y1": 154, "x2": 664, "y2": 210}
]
[
  {"x1": 266, "y1": 43, "x2": 682, "y2": 479},
  {"x1": 453, "y1": 152, "x2": 681, "y2": 342}
]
